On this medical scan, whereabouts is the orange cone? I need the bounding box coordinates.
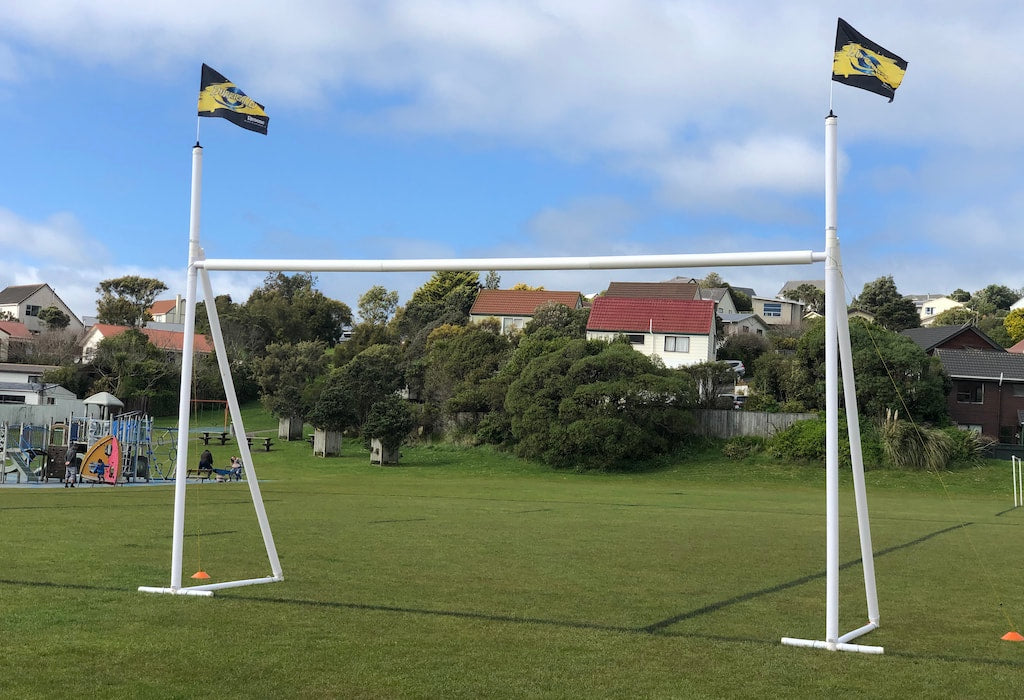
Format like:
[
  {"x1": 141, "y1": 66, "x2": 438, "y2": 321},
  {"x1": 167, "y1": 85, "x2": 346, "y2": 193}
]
[
  {"x1": 1001, "y1": 631, "x2": 1023, "y2": 642},
  {"x1": 191, "y1": 570, "x2": 211, "y2": 580}
]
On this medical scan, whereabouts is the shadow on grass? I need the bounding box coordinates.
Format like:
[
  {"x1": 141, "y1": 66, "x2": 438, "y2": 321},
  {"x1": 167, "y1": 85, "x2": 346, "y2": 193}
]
[{"x1": 7, "y1": 522, "x2": 1014, "y2": 668}]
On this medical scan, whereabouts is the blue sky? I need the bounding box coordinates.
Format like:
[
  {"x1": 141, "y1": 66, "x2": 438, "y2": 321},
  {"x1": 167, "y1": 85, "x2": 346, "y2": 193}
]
[{"x1": 2, "y1": 1, "x2": 1022, "y2": 321}]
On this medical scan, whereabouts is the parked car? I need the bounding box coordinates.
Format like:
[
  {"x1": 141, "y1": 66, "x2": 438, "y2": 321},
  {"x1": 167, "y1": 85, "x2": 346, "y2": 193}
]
[
  {"x1": 722, "y1": 359, "x2": 745, "y2": 377},
  {"x1": 717, "y1": 393, "x2": 747, "y2": 410}
]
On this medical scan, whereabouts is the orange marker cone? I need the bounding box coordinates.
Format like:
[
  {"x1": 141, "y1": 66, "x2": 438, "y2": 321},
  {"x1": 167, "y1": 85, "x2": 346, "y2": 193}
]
[
  {"x1": 191, "y1": 570, "x2": 211, "y2": 580},
  {"x1": 1001, "y1": 631, "x2": 1023, "y2": 642}
]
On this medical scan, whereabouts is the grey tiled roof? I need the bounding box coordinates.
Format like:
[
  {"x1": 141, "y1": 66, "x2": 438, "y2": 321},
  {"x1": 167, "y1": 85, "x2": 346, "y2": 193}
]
[
  {"x1": 934, "y1": 348, "x2": 1024, "y2": 381},
  {"x1": 901, "y1": 325, "x2": 1002, "y2": 352}
]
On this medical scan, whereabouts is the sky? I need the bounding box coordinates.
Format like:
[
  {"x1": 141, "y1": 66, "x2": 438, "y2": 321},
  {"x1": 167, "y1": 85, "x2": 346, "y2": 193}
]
[{"x1": 2, "y1": 1, "x2": 1023, "y2": 323}]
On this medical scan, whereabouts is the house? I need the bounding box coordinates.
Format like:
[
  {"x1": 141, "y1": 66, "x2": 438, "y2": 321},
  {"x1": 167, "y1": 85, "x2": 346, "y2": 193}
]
[
  {"x1": 80, "y1": 324, "x2": 213, "y2": 362},
  {"x1": 697, "y1": 287, "x2": 741, "y2": 315},
  {"x1": 468, "y1": 289, "x2": 583, "y2": 334},
  {"x1": 149, "y1": 296, "x2": 186, "y2": 324},
  {"x1": 719, "y1": 312, "x2": 768, "y2": 338},
  {"x1": 0, "y1": 283, "x2": 84, "y2": 333},
  {"x1": 848, "y1": 308, "x2": 876, "y2": 323},
  {"x1": 0, "y1": 321, "x2": 33, "y2": 362},
  {"x1": 914, "y1": 295, "x2": 964, "y2": 326},
  {"x1": 933, "y1": 348, "x2": 1024, "y2": 442},
  {"x1": 750, "y1": 296, "x2": 804, "y2": 327},
  {"x1": 604, "y1": 281, "x2": 700, "y2": 301},
  {"x1": 778, "y1": 280, "x2": 827, "y2": 296},
  {"x1": 585, "y1": 297, "x2": 716, "y2": 369},
  {"x1": 1008, "y1": 339, "x2": 1024, "y2": 354},
  {"x1": 0, "y1": 362, "x2": 60, "y2": 384},
  {"x1": 901, "y1": 324, "x2": 1004, "y2": 355}
]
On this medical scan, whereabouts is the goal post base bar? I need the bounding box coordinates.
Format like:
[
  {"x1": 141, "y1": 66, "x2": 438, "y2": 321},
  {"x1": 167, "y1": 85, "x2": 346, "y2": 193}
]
[
  {"x1": 138, "y1": 575, "x2": 283, "y2": 597},
  {"x1": 782, "y1": 621, "x2": 882, "y2": 654}
]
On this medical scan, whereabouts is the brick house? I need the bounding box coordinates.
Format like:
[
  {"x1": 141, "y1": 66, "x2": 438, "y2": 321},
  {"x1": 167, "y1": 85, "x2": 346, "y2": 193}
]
[{"x1": 933, "y1": 349, "x2": 1024, "y2": 442}]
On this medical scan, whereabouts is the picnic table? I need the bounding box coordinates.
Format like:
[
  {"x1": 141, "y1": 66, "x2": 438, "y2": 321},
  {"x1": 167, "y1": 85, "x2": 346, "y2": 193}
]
[
  {"x1": 200, "y1": 431, "x2": 231, "y2": 446},
  {"x1": 245, "y1": 436, "x2": 274, "y2": 452}
]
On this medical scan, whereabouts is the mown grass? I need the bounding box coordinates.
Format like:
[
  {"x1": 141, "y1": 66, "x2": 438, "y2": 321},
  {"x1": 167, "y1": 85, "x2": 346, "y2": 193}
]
[{"x1": 2, "y1": 427, "x2": 1024, "y2": 698}]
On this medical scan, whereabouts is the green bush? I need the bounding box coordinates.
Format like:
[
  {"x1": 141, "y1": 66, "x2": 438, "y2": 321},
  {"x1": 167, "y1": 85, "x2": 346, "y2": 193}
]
[
  {"x1": 940, "y1": 427, "x2": 996, "y2": 466},
  {"x1": 722, "y1": 435, "x2": 764, "y2": 459},
  {"x1": 743, "y1": 394, "x2": 778, "y2": 412}
]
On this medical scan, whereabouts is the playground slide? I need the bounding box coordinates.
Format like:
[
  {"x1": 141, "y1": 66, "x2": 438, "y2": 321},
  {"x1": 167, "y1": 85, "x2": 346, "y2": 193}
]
[{"x1": 4, "y1": 450, "x2": 40, "y2": 482}]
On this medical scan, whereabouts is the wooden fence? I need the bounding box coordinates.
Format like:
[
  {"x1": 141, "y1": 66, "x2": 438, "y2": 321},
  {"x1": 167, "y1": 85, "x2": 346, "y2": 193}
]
[{"x1": 691, "y1": 409, "x2": 817, "y2": 439}]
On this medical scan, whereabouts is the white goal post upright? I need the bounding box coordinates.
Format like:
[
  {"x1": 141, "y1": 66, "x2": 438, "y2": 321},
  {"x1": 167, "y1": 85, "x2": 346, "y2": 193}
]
[
  {"x1": 781, "y1": 112, "x2": 882, "y2": 654},
  {"x1": 141, "y1": 122, "x2": 884, "y2": 654}
]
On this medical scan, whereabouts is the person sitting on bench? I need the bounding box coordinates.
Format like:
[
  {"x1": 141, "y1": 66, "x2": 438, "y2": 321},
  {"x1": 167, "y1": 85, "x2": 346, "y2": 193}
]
[{"x1": 197, "y1": 449, "x2": 214, "y2": 477}]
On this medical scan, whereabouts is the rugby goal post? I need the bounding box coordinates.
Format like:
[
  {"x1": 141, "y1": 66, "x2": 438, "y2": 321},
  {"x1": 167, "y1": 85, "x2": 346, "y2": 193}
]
[{"x1": 140, "y1": 114, "x2": 883, "y2": 654}]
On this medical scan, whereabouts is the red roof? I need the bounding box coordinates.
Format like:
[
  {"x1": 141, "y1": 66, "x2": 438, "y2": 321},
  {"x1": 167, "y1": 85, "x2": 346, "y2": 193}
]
[
  {"x1": 470, "y1": 289, "x2": 582, "y2": 316},
  {"x1": 149, "y1": 299, "x2": 179, "y2": 315},
  {"x1": 586, "y1": 297, "x2": 715, "y2": 335},
  {"x1": 1009, "y1": 339, "x2": 1024, "y2": 354},
  {"x1": 90, "y1": 324, "x2": 213, "y2": 353},
  {"x1": 0, "y1": 320, "x2": 32, "y2": 339}
]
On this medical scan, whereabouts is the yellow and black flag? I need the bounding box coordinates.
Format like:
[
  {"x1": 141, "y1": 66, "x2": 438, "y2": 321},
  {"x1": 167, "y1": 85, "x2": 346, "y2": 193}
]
[
  {"x1": 832, "y1": 18, "x2": 907, "y2": 102},
  {"x1": 198, "y1": 64, "x2": 269, "y2": 135}
]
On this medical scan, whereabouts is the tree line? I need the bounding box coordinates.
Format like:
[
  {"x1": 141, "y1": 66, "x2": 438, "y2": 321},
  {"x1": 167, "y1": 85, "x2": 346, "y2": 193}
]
[{"x1": 25, "y1": 270, "x2": 1024, "y2": 470}]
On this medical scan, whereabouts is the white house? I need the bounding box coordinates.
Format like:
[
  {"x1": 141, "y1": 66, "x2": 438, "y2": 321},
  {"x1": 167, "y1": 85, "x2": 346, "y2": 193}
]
[
  {"x1": 585, "y1": 297, "x2": 716, "y2": 369},
  {"x1": 468, "y1": 289, "x2": 583, "y2": 334},
  {"x1": 148, "y1": 296, "x2": 187, "y2": 324},
  {"x1": 0, "y1": 283, "x2": 84, "y2": 333},
  {"x1": 912, "y1": 295, "x2": 964, "y2": 326}
]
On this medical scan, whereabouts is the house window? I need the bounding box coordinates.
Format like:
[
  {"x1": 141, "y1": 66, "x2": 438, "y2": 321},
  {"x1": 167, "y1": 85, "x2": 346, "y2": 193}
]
[
  {"x1": 501, "y1": 317, "x2": 525, "y2": 334},
  {"x1": 664, "y1": 336, "x2": 690, "y2": 353},
  {"x1": 1013, "y1": 385, "x2": 1024, "y2": 397},
  {"x1": 957, "y1": 424, "x2": 983, "y2": 434},
  {"x1": 27, "y1": 375, "x2": 41, "y2": 383},
  {"x1": 626, "y1": 334, "x2": 645, "y2": 345},
  {"x1": 763, "y1": 302, "x2": 782, "y2": 317},
  {"x1": 25, "y1": 304, "x2": 40, "y2": 317},
  {"x1": 924, "y1": 306, "x2": 935, "y2": 316},
  {"x1": 740, "y1": 326, "x2": 749, "y2": 333},
  {"x1": 956, "y1": 381, "x2": 984, "y2": 404},
  {"x1": 0, "y1": 394, "x2": 26, "y2": 404}
]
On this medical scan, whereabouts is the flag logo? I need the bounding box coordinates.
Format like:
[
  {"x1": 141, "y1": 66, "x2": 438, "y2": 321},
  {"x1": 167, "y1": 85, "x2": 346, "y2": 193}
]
[
  {"x1": 198, "y1": 64, "x2": 269, "y2": 135},
  {"x1": 832, "y1": 18, "x2": 907, "y2": 102}
]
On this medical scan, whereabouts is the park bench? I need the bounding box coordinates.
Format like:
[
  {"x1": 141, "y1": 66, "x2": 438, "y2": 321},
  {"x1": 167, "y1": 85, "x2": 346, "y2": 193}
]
[
  {"x1": 200, "y1": 431, "x2": 231, "y2": 446},
  {"x1": 245, "y1": 436, "x2": 274, "y2": 452}
]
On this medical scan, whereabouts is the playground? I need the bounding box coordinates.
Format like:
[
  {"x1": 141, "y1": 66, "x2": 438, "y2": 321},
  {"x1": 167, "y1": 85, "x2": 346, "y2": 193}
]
[{"x1": 2, "y1": 428, "x2": 1024, "y2": 697}]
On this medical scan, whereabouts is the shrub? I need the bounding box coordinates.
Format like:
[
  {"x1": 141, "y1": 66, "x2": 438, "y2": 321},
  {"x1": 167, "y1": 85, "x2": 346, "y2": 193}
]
[
  {"x1": 877, "y1": 418, "x2": 956, "y2": 471},
  {"x1": 722, "y1": 435, "x2": 764, "y2": 459},
  {"x1": 940, "y1": 426, "x2": 996, "y2": 467},
  {"x1": 363, "y1": 395, "x2": 415, "y2": 451},
  {"x1": 743, "y1": 394, "x2": 778, "y2": 412}
]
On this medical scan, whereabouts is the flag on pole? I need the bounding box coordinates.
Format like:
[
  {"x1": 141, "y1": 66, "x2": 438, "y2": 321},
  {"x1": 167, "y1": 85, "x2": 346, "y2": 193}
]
[
  {"x1": 198, "y1": 64, "x2": 269, "y2": 134},
  {"x1": 832, "y1": 18, "x2": 907, "y2": 102}
]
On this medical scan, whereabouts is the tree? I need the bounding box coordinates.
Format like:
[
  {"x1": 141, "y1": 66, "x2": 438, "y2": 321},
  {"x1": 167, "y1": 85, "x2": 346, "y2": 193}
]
[
  {"x1": 363, "y1": 394, "x2": 415, "y2": 452},
  {"x1": 251, "y1": 341, "x2": 328, "y2": 423},
  {"x1": 23, "y1": 328, "x2": 84, "y2": 366},
  {"x1": 335, "y1": 344, "x2": 406, "y2": 427},
  {"x1": 307, "y1": 382, "x2": 358, "y2": 433},
  {"x1": 96, "y1": 276, "x2": 168, "y2": 327},
  {"x1": 88, "y1": 329, "x2": 177, "y2": 413},
  {"x1": 37, "y1": 306, "x2": 70, "y2": 330},
  {"x1": 949, "y1": 288, "x2": 971, "y2": 303},
  {"x1": 683, "y1": 361, "x2": 737, "y2": 409},
  {"x1": 1004, "y1": 308, "x2": 1024, "y2": 343},
  {"x1": 245, "y1": 273, "x2": 352, "y2": 346},
  {"x1": 503, "y1": 339, "x2": 697, "y2": 470},
  {"x1": 398, "y1": 271, "x2": 480, "y2": 337},
  {"x1": 783, "y1": 283, "x2": 825, "y2": 315},
  {"x1": 931, "y1": 307, "x2": 976, "y2": 326},
  {"x1": 698, "y1": 272, "x2": 725, "y2": 289},
  {"x1": 855, "y1": 276, "x2": 920, "y2": 331},
  {"x1": 730, "y1": 288, "x2": 753, "y2": 312},
  {"x1": 978, "y1": 311, "x2": 1013, "y2": 347},
  {"x1": 484, "y1": 270, "x2": 501, "y2": 290},
  {"x1": 357, "y1": 285, "x2": 399, "y2": 326},
  {"x1": 793, "y1": 318, "x2": 949, "y2": 422},
  {"x1": 523, "y1": 302, "x2": 591, "y2": 338},
  {"x1": 717, "y1": 333, "x2": 770, "y2": 379},
  {"x1": 423, "y1": 324, "x2": 510, "y2": 411},
  {"x1": 511, "y1": 282, "x2": 544, "y2": 291},
  {"x1": 969, "y1": 284, "x2": 1017, "y2": 316}
]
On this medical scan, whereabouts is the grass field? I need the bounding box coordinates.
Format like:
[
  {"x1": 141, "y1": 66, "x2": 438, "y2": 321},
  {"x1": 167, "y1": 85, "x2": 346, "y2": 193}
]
[{"x1": 3, "y1": 427, "x2": 1024, "y2": 698}]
